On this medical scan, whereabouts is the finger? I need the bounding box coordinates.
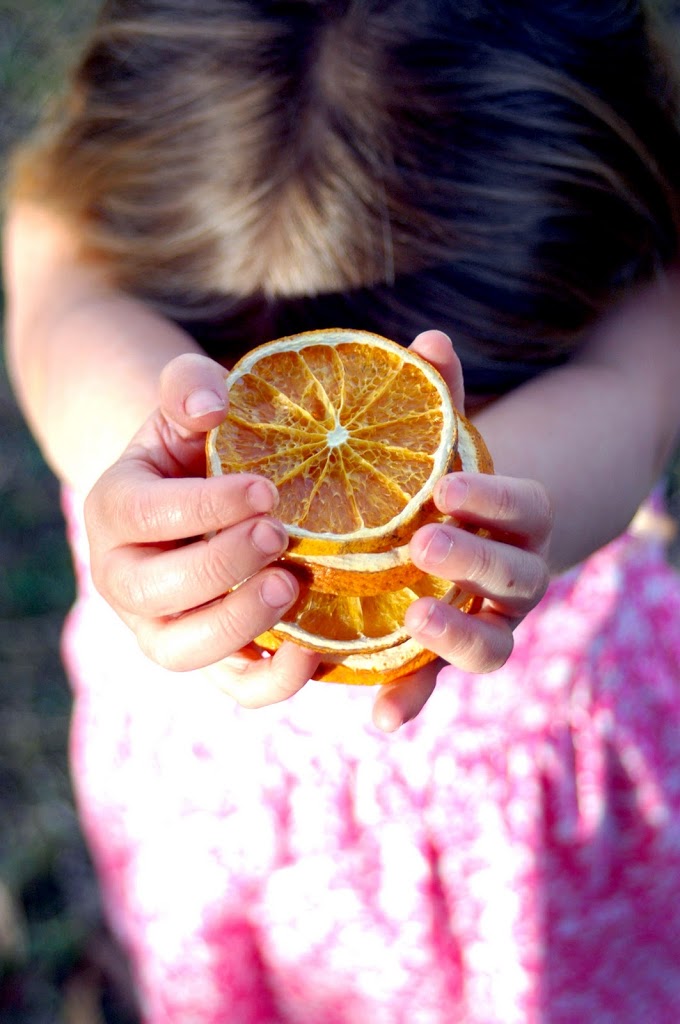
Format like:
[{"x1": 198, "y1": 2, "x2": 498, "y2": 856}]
[
  {"x1": 434, "y1": 473, "x2": 554, "y2": 551},
  {"x1": 87, "y1": 467, "x2": 279, "y2": 545},
  {"x1": 372, "y1": 660, "x2": 440, "y2": 733},
  {"x1": 204, "y1": 642, "x2": 321, "y2": 709},
  {"x1": 409, "y1": 330, "x2": 465, "y2": 412},
  {"x1": 409, "y1": 523, "x2": 549, "y2": 616},
  {"x1": 107, "y1": 516, "x2": 290, "y2": 617},
  {"x1": 404, "y1": 601, "x2": 515, "y2": 673},
  {"x1": 159, "y1": 352, "x2": 228, "y2": 435},
  {"x1": 134, "y1": 567, "x2": 299, "y2": 671}
]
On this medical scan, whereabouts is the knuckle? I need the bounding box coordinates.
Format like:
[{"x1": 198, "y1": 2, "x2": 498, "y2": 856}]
[
  {"x1": 186, "y1": 485, "x2": 219, "y2": 533},
  {"x1": 84, "y1": 470, "x2": 120, "y2": 538},
  {"x1": 115, "y1": 562, "x2": 156, "y2": 614},
  {"x1": 156, "y1": 649, "x2": 187, "y2": 672},
  {"x1": 467, "y1": 538, "x2": 496, "y2": 587},
  {"x1": 484, "y1": 630, "x2": 514, "y2": 672},
  {"x1": 495, "y1": 478, "x2": 520, "y2": 523},
  {"x1": 464, "y1": 623, "x2": 513, "y2": 673},
  {"x1": 203, "y1": 537, "x2": 243, "y2": 591},
  {"x1": 191, "y1": 480, "x2": 249, "y2": 536},
  {"x1": 510, "y1": 552, "x2": 550, "y2": 612},
  {"x1": 136, "y1": 622, "x2": 183, "y2": 671},
  {"x1": 206, "y1": 657, "x2": 263, "y2": 707},
  {"x1": 89, "y1": 548, "x2": 118, "y2": 602},
  {"x1": 128, "y1": 487, "x2": 163, "y2": 539},
  {"x1": 532, "y1": 481, "x2": 555, "y2": 537},
  {"x1": 233, "y1": 689, "x2": 265, "y2": 710},
  {"x1": 441, "y1": 614, "x2": 513, "y2": 673},
  {"x1": 532, "y1": 555, "x2": 551, "y2": 602},
  {"x1": 98, "y1": 470, "x2": 145, "y2": 538},
  {"x1": 264, "y1": 667, "x2": 302, "y2": 705},
  {"x1": 211, "y1": 597, "x2": 253, "y2": 654},
  {"x1": 197, "y1": 659, "x2": 235, "y2": 701}
]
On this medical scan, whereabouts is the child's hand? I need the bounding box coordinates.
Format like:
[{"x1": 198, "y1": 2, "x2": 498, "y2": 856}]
[
  {"x1": 370, "y1": 470, "x2": 552, "y2": 731},
  {"x1": 371, "y1": 330, "x2": 553, "y2": 732},
  {"x1": 84, "y1": 353, "x2": 320, "y2": 706}
]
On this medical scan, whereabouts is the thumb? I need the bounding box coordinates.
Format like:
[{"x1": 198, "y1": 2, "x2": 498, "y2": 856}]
[
  {"x1": 159, "y1": 352, "x2": 228, "y2": 434},
  {"x1": 409, "y1": 330, "x2": 465, "y2": 413}
]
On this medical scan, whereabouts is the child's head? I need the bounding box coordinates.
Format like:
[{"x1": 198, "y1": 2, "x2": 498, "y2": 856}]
[{"x1": 10, "y1": 0, "x2": 680, "y2": 383}]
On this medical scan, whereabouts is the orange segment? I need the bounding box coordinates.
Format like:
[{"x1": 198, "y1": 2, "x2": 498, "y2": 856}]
[
  {"x1": 327, "y1": 342, "x2": 402, "y2": 424},
  {"x1": 242, "y1": 350, "x2": 336, "y2": 426},
  {"x1": 214, "y1": 418, "x2": 320, "y2": 473},
  {"x1": 228, "y1": 374, "x2": 325, "y2": 434},
  {"x1": 288, "y1": 449, "x2": 362, "y2": 535},
  {"x1": 297, "y1": 344, "x2": 345, "y2": 411},
  {"x1": 350, "y1": 439, "x2": 434, "y2": 495},
  {"x1": 347, "y1": 362, "x2": 445, "y2": 437},
  {"x1": 351, "y1": 410, "x2": 446, "y2": 453}
]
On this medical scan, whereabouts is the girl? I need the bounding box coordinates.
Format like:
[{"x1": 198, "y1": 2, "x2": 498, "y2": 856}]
[{"x1": 4, "y1": 1, "x2": 680, "y2": 1021}]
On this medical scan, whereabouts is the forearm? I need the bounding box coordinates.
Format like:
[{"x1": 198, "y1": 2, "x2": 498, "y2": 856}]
[
  {"x1": 3, "y1": 204, "x2": 202, "y2": 492},
  {"x1": 475, "y1": 281, "x2": 680, "y2": 573}
]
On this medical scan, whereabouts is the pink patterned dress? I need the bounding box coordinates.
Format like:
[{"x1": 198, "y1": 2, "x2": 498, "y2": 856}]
[{"x1": 61, "y1": 487, "x2": 680, "y2": 1024}]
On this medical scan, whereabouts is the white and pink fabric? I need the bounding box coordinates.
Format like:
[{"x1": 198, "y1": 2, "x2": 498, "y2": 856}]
[{"x1": 61, "y1": 489, "x2": 680, "y2": 1024}]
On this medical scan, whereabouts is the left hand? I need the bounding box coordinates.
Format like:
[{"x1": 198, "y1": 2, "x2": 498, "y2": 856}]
[
  {"x1": 371, "y1": 330, "x2": 552, "y2": 732},
  {"x1": 85, "y1": 351, "x2": 321, "y2": 708}
]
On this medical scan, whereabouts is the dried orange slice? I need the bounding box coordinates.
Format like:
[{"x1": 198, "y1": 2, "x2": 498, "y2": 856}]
[
  {"x1": 206, "y1": 329, "x2": 494, "y2": 685},
  {"x1": 258, "y1": 626, "x2": 481, "y2": 686},
  {"x1": 264, "y1": 574, "x2": 464, "y2": 654},
  {"x1": 206, "y1": 329, "x2": 458, "y2": 555},
  {"x1": 256, "y1": 580, "x2": 480, "y2": 654}
]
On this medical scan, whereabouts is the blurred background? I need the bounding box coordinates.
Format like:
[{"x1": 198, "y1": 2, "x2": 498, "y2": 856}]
[
  {"x1": 1, "y1": 3, "x2": 141, "y2": 1022},
  {"x1": 1, "y1": 2, "x2": 680, "y2": 1023}
]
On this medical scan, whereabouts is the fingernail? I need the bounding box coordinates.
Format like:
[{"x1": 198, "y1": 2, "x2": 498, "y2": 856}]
[
  {"x1": 408, "y1": 599, "x2": 447, "y2": 639},
  {"x1": 436, "y1": 475, "x2": 469, "y2": 510},
  {"x1": 184, "y1": 388, "x2": 225, "y2": 418},
  {"x1": 261, "y1": 572, "x2": 296, "y2": 608},
  {"x1": 251, "y1": 520, "x2": 288, "y2": 556},
  {"x1": 246, "y1": 479, "x2": 279, "y2": 513},
  {"x1": 422, "y1": 526, "x2": 453, "y2": 565}
]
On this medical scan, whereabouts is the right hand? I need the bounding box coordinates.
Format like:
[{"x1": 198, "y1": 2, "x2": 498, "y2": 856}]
[{"x1": 84, "y1": 352, "x2": 321, "y2": 707}]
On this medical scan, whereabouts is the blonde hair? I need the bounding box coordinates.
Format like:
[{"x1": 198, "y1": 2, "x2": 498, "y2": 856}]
[{"x1": 9, "y1": 0, "x2": 680, "y2": 381}]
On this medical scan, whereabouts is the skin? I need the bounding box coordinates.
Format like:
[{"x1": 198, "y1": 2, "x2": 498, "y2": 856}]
[{"x1": 4, "y1": 203, "x2": 680, "y2": 731}]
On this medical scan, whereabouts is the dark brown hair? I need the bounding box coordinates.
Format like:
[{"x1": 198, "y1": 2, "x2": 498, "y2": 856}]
[{"x1": 9, "y1": 0, "x2": 680, "y2": 390}]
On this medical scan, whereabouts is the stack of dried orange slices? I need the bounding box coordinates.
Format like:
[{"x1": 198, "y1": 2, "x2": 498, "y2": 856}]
[{"x1": 206, "y1": 329, "x2": 493, "y2": 684}]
